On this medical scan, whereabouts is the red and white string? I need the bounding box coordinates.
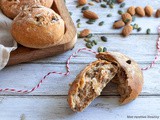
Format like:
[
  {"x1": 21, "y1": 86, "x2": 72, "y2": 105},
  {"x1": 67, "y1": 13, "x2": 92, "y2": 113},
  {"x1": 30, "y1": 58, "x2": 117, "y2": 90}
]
[
  {"x1": 0, "y1": 48, "x2": 97, "y2": 93},
  {"x1": 141, "y1": 26, "x2": 160, "y2": 70},
  {"x1": 1, "y1": 29, "x2": 160, "y2": 93}
]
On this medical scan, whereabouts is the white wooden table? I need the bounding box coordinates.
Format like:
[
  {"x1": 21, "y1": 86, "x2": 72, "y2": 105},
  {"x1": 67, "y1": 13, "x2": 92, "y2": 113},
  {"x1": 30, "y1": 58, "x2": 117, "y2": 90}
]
[{"x1": 0, "y1": 0, "x2": 160, "y2": 120}]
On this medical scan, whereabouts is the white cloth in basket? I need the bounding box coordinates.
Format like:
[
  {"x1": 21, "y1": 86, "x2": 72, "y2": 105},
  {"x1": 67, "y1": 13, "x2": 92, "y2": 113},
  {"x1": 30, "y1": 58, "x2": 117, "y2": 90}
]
[{"x1": 0, "y1": 10, "x2": 17, "y2": 70}]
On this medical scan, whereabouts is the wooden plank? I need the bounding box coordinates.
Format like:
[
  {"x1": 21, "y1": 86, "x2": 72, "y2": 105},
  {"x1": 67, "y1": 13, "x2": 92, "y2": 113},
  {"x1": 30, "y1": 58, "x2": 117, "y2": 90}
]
[
  {"x1": 30, "y1": 35, "x2": 160, "y2": 64},
  {"x1": 7, "y1": 0, "x2": 77, "y2": 66},
  {"x1": 0, "y1": 1, "x2": 159, "y2": 119},
  {"x1": 0, "y1": 96, "x2": 159, "y2": 120},
  {"x1": 66, "y1": 0, "x2": 160, "y2": 34},
  {"x1": 1, "y1": 63, "x2": 160, "y2": 95}
]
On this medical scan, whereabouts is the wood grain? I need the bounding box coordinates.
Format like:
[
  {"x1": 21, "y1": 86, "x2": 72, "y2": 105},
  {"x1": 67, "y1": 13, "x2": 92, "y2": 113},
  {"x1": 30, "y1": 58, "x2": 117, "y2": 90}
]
[
  {"x1": 0, "y1": 96, "x2": 160, "y2": 120},
  {"x1": 1, "y1": 63, "x2": 160, "y2": 96},
  {"x1": 31, "y1": 35, "x2": 160, "y2": 64},
  {"x1": 7, "y1": 0, "x2": 77, "y2": 66},
  {"x1": 0, "y1": 0, "x2": 160, "y2": 119}
]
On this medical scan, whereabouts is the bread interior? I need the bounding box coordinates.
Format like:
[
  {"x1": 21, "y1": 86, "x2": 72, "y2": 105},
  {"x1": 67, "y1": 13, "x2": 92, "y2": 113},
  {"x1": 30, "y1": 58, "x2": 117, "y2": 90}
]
[
  {"x1": 96, "y1": 55, "x2": 132, "y2": 104},
  {"x1": 111, "y1": 68, "x2": 132, "y2": 103},
  {"x1": 72, "y1": 60, "x2": 118, "y2": 111}
]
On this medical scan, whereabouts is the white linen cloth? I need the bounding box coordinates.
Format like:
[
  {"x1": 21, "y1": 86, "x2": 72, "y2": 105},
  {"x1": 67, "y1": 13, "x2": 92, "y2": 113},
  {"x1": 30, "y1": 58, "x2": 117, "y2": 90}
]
[{"x1": 0, "y1": 10, "x2": 17, "y2": 70}]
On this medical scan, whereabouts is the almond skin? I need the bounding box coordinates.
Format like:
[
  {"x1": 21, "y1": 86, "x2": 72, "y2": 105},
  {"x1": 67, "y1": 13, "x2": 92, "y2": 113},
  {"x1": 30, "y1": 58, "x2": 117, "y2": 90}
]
[
  {"x1": 78, "y1": 0, "x2": 87, "y2": 6},
  {"x1": 95, "y1": 0, "x2": 100, "y2": 3},
  {"x1": 136, "y1": 6, "x2": 145, "y2": 17},
  {"x1": 83, "y1": 10, "x2": 99, "y2": 19},
  {"x1": 145, "y1": 6, "x2": 153, "y2": 17},
  {"x1": 79, "y1": 29, "x2": 90, "y2": 38},
  {"x1": 88, "y1": 2, "x2": 94, "y2": 6},
  {"x1": 117, "y1": 0, "x2": 124, "y2": 3},
  {"x1": 113, "y1": 20, "x2": 125, "y2": 29},
  {"x1": 122, "y1": 25, "x2": 133, "y2": 37},
  {"x1": 155, "y1": 9, "x2": 160, "y2": 18},
  {"x1": 121, "y1": 13, "x2": 132, "y2": 24},
  {"x1": 127, "y1": 6, "x2": 135, "y2": 16}
]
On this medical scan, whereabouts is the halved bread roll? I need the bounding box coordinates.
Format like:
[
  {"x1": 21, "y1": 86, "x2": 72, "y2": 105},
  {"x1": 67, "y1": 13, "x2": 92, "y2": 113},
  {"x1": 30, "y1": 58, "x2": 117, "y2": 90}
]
[
  {"x1": 0, "y1": 0, "x2": 54, "y2": 19},
  {"x1": 68, "y1": 60, "x2": 119, "y2": 112},
  {"x1": 68, "y1": 52, "x2": 144, "y2": 112},
  {"x1": 97, "y1": 52, "x2": 144, "y2": 105}
]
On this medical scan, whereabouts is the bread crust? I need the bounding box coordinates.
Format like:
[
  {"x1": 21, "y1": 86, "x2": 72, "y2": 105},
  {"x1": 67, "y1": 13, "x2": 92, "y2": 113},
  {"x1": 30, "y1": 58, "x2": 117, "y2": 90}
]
[
  {"x1": 0, "y1": 0, "x2": 54, "y2": 19},
  {"x1": 11, "y1": 5, "x2": 65, "y2": 49},
  {"x1": 96, "y1": 52, "x2": 144, "y2": 105}
]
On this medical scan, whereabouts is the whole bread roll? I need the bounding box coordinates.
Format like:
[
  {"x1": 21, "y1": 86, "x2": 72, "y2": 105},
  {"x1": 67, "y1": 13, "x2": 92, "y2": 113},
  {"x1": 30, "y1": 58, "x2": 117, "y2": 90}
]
[
  {"x1": 0, "y1": 0, "x2": 54, "y2": 19},
  {"x1": 68, "y1": 52, "x2": 144, "y2": 112},
  {"x1": 11, "y1": 5, "x2": 65, "y2": 49}
]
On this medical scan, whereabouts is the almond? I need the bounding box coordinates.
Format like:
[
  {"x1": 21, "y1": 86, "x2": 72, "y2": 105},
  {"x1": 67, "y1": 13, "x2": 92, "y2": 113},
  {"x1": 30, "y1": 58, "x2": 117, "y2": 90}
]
[
  {"x1": 79, "y1": 29, "x2": 90, "y2": 38},
  {"x1": 122, "y1": 25, "x2": 133, "y2": 37},
  {"x1": 135, "y1": 6, "x2": 145, "y2": 17},
  {"x1": 121, "y1": 13, "x2": 132, "y2": 24},
  {"x1": 117, "y1": 0, "x2": 124, "y2": 3},
  {"x1": 145, "y1": 6, "x2": 153, "y2": 17},
  {"x1": 127, "y1": 6, "x2": 135, "y2": 16},
  {"x1": 155, "y1": 9, "x2": 160, "y2": 18},
  {"x1": 113, "y1": 20, "x2": 125, "y2": 29},
  {"x1": 88, "y1": 2, "x2": 94, "y2": 6},
  {"x1": 95, "y1": 0, "x2": 100, "y2": 3},
  {"x1": 83, "y1": 10, "x2": 99, "y2": 19},
  {"x1": 78, "y1": 0, "x2": 87, "y2": 6}
]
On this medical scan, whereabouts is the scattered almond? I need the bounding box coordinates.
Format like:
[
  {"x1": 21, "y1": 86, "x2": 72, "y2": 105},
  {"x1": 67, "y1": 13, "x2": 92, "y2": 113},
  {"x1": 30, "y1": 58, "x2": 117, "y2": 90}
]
[
  {"x1": 122, "y1": 25, "x2": 133, "y2": 37},
  {"x1": 95, "y1": 0, "x2": 100, "y2": 3},
  {"x1": 113, "y1": 20, "x2": 125, "y2": 29},
  {"x1": 135, "y1": 6, "x2": 145, "y2": 17},
  {"x1": 79, "y1": 29, "x2": 90, "y2": 38},
  {"x1": 88, "y1": 2, "x2": 94, "y2": 6},
  {"x1": 155, "y1": 9, "x2": 160, "y2": 18},
  {"x1": 117, "y1": 0, "x2": 124, "y2": 3},
  {"x1": 78, "y1": 0, "x2": 87, "y2": 6},
  {"x1": 145, "y1": 6, "x2": 153, "y2": 17},
  {"x1": 121, "y1": 13, "x2": 132, "y2": 24},
  {"x1": 83, "y1": 10, "x2": 99, "y2": 19},
  {"x1": 127, "y1": 6, "x2": 135, "y2": 16}
]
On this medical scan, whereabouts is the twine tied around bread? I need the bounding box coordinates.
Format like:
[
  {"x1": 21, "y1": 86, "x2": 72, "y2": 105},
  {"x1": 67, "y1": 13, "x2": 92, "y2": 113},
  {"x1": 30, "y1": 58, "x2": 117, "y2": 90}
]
[{"x1": 0, "y1": 28, "x2": 160, "y2": 93}]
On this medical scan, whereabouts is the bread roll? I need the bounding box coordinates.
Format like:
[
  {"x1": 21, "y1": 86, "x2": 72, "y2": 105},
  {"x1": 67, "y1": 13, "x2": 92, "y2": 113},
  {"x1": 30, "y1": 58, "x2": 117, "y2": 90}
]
[
  {"x1": 68, "y1": 60, "x2": 119, "y2": 112},
  {"x1": 0, "y1": 0, "x2": 54, "y2": 19},
  {"x1": 97, "y1": 52, "x2": 144, "y2": 104},
  {"x1": 11, "y1": 5, "x2": 65, "y2": 49},
  {"x1": 68, "y1": 52, "x2": 144, "y2": 112}
]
